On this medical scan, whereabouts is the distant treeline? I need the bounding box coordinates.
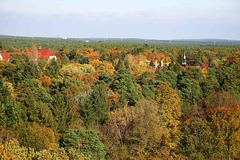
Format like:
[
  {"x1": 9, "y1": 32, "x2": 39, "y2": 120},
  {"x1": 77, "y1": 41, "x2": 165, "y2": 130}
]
[{"x1": 0, "y1": 36, "x2": 240, "y2": 51}]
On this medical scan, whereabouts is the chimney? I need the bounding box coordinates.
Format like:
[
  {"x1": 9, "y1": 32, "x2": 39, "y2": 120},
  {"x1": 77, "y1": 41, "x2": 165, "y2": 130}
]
[
  {"x1": 154, "y1": 58, "x2": 158, "y2": 71},
  {"x1": 160, "y1": 58, "x2": 163, "y2": 70},
  {"x1": 38, "y1": 45, "x2": 42, "y2": 50}
]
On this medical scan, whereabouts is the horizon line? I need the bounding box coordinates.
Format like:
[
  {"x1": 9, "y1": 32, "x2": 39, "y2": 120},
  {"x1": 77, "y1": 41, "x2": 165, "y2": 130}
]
[{"x1": 0, "y1": 34, "x2": 240, "y2": 41}]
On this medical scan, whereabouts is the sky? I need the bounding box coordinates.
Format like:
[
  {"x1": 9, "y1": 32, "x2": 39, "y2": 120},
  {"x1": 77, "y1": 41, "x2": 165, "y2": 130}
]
[{"x1": 0, "y1": 0, "x2": 240, "y2": 40}]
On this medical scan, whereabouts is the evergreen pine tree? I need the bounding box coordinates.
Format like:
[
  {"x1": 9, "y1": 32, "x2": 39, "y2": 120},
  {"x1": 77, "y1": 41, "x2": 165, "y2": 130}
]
[
  {"x1": 62, "y1": 128, "x2": 107, "y2": 159},
  {"x1": 0, "y1": 79, "x2": 18, "y2": 127},
  {"x1": 79, "y1": 84, "x2": 110, "y2": 126}
]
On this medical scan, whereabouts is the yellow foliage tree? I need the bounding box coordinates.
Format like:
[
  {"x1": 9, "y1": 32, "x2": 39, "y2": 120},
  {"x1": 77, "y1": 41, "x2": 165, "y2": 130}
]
[
  {"x1": 90, "y1": 60, "x2": 101, "y2": 69},
  {"x1": 39, "y1": 75, "x2": 52, "y2": 88},
  {"x1": 103, "y1": 99, "x2": 173, "y2": 159},
  {"x1": 0, "y1": 138, "x2": 86, "y2": 160},
  {"x1": 90, "y1": 60, "x2": 115, "y2": 75},
  {"x1": 18, "y1": 122, "x2": 59, "y2": 151},
  {"x1": 99, "y1": 61, "x2": 115, "y2": 75},
  {"x1": 153, "y1": 81, "x2": 182, "y2": 158},
  {"x1": 60, "y1": 63, "x2": 95, "y2": 78}
]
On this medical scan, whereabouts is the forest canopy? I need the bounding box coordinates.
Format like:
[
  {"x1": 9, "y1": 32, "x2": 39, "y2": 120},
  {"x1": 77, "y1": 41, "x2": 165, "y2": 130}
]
[{"x1": 0, "y1": 37, "x2": 240, "y2": 159}]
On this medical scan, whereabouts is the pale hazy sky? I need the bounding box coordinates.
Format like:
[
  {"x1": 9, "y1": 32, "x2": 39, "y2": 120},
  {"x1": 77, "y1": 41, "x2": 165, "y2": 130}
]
[{"x1": 0, "y1": 0, "x2": 239, "y2": 40}]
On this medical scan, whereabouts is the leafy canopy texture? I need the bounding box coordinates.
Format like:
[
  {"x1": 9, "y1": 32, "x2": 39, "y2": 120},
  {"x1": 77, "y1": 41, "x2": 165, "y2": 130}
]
[
  {"x1": 0, "y1": 78, "x2": 18, "y2": 127},
  {"x1": 79, "y1": 83, "x2": 110, "y2": 126},
  {"x1": 110, "y1": 68, "x2": 140, "y2": 106},
  {"x1": 154, "y1": 81, "x2": 182, "y2": 158},
  {"x1": 62, "y1": 128, "x2": 107, "y2": 160}
]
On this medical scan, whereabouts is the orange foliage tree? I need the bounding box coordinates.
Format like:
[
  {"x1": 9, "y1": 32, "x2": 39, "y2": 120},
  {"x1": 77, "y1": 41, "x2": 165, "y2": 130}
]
[
  {"x1": 204, "y1": 92, "x2": 240, "y2": 159},
  {"x1": 86, "y1": 51, "x2": 101, "y2": 61}
]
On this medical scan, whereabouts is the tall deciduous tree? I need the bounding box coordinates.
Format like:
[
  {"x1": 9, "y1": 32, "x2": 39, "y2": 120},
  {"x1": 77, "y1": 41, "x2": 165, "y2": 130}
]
[
  {"x1": 179, "y1": 104, "x2": 213, "y2": 159},
  {"x1": 154, "y1": 81, "x2": 182, "y2": 158},
  {"x1": 204, "y1": 92, "x2": 240, "y2": 159},
  {"x1": 18, "y1": 122, "x2": 59, "y2": 151}
]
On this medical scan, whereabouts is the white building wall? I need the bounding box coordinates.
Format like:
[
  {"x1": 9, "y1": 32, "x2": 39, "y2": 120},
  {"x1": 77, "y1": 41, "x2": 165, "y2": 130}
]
[{"x1": 48, "y1": 55, "x2": 57, "y2": 62}]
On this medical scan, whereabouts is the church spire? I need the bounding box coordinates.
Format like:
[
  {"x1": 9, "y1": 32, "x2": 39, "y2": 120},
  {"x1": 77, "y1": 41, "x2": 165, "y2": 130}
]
[{"x1": 182, "y1": 53, "x2": 187, "y2": 67}]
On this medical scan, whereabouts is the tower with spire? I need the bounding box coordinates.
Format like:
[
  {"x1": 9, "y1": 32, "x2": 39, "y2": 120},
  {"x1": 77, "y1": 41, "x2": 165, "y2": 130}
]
[{"x1": 182, "y1": 53, "x2": 187, "y2": 68}]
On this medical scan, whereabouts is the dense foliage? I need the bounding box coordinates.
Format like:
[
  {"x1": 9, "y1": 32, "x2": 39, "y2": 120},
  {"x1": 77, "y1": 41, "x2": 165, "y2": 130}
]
[{"x1": 0, "y1": 37, "x2": 240, "y2": 159}]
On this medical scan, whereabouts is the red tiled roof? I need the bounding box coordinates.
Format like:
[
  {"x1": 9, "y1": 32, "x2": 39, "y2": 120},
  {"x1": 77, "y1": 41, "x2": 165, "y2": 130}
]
[
  {"x1": 184, "y1": 66, "x2": 207, "y2": 70},
  {"x1": 0, "y1": 48, "x2": 56, "y2": 61},
  {"x1": 28, "y1": 48, "x2": 56, "y2": 60},
  {"x1": 0, "y1": 52, "x2": 24, "y2": 61},
  {"x1": 0, "y1": 50, "x2": 3, "y2": 53}
]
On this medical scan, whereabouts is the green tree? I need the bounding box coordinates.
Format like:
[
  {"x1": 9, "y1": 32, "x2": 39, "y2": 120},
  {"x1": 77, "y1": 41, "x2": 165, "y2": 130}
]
[
  {"x1": 3, "y1": 54, "x2": 41, "y2": 85},
  {"x1": 62, "y1": 53, "x2": 70, "y2": 65},
  {"x1": 141, "y1": 85, "x2": 154, "y2": 99},
  {"x1": 51, "y1": 91, "x2": 75, "y2": 133},
  {"x1": 156, "y1": 71, "x2": 178, "y2": 88},
  {"x1": 173, "y1": 62, "x2": 183, "y2": 73},
  {"x1": 214, "y1": 66, "x2": 232, "y2": 90},
  {"x1": 115, "y1": 59, "x2": 125, "y2": 71},
  {"x1": 0, "y1": 79, "x2": 18, "y2": 127},
  {"x1": 69, "y1": 49, "x2": 76, "y2": 60},
  {"x1": 43, "y1": 60, "x2": 61, "y2": 79},
  {"x1": 62, "y1": 128, "x2": 107, "y2": 160},
  {"x1": 100, "y1": 53, "x2": 107, "y2": 61},
  {"x1": 18, "y1": 122, "x2": 59, "y2": 151},
  {"x1": 16, "y1": 79, "x2": 53, "y2": 127},
  {"x1": 79, "y1": 83, "x2": 110, "y2": 126},
  {"x1": 80, "y1": 56, "x2": 90, "y2": 64},
  {"x1": 38, "y1": 57, "x2": 48, "y2": 70},
  {"x1": 110, "y1": 68, "x2": 139, "y2": 106},
  {"x1": 201, "y1": 69, "x2": 220, "y2": 97},
  {"x1": 179, "y1": 105, "x2": 213, "y2": 159},
  {"x1": 0, "y1": 41, "x2": 4, "y2": 50},
  {"x1": 178, "y1": 78, "x2": 203, "y2": 113}
]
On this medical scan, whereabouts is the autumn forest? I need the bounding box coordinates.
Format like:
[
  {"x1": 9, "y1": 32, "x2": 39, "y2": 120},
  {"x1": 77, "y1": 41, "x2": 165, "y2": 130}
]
[{"x1": 0, "y1": 37, "x2": 240, "y2": 159}]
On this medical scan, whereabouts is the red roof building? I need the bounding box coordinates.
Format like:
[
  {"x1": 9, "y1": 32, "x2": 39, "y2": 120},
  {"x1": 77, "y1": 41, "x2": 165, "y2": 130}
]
[
  {"x1": 0, "y1": 52, "x2": 24, "y2": 61},
  {"x1": 28, "y1": 48, "x2": 57, "y2": 61},
  {"x1": 0, "y1": 48, "x2": 57, "y2": 62}
]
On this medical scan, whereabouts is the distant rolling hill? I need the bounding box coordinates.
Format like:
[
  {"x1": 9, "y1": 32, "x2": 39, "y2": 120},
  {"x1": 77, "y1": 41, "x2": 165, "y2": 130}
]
[{"x1": 174, "y1": 39, "x2": 240, "y2": 42}]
